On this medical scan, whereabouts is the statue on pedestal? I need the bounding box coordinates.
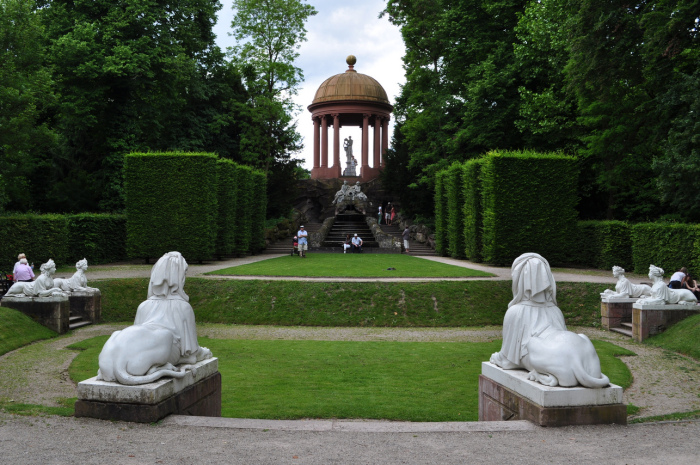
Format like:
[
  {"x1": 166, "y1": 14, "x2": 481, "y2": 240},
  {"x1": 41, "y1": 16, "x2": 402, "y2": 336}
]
[
  {"x1": 490, "y1": 253, "x2": 610, "y2": 388},
  {"x1": 601, "y1": 266, "x2": 652, "y2": 298},
  {"x1": 343, "y1": 137, "x2": 357, "y2": 176},
  {"x1": 54, "y1": 258, "x2": 99, "y2": 293},
  {"x1": 96, "y1": 252, "x2": 212, "y2": 385},
  {"x1": 332, "y1": 181, "x2": 350, "y2": 205},
  {"x1": 334, "y1": 181, "x2": 369, "y2": 215},
  {"x1": 635, "y1": 265, "x2": 698, "y2": 306},
  {"x1": 5, "y1": 259, "x2": 67, "y2": 297}
]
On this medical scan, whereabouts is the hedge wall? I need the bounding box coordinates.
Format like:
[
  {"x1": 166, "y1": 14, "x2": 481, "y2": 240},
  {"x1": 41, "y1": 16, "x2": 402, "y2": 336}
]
[
  {"x1": 125, "y1": 152, "x2": 218, "y2": 262},
  {"x1": 445, "y1": 162, "x2": 465, "y2": 258},
  {"x1": 0, "y1": 213, "x2": 126, "y2": 271},
  {"x1": 216, "y1": 159, "x2": 238, "y2": 257},
  {"x1": 233, "y1": 164, "x2": 253, "y2": 256},
  {"x1": 462, "y1": 159, "x2": 484, "y2": 262},
  {"x1": 574, "y1": 221, "x2": 632, "y2": 270},
  {"x1": 434, "y1": 169, "x2": 448, "y2": 256},
  {"x1": 481, "y1": 150, "x2": 578, "y2": 266},
  {"x1": 631, "y1": 223, "x2": 700, "y2": 275},
  {"x1": 250, "y1": 169, "x2": 267, "y2": 253}
]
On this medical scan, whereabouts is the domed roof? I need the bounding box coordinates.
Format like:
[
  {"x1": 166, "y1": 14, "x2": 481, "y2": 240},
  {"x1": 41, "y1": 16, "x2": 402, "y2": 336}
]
[{"x1": 311, "y1": 56, "x2": 390, "y2": 106}]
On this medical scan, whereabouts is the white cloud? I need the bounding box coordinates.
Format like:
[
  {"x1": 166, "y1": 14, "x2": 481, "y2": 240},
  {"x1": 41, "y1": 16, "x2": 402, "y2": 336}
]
[{"x1": 214, "y1": 0, "x2": 406, "y2": 170}]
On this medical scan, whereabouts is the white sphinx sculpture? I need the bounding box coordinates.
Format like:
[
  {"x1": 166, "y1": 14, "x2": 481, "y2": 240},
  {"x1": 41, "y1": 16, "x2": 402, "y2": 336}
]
[
  {"x1": 601, "y1": 266, "x2": 652, "y2": 299},
  {"x1": 5, "y1": 259, "x2": 67, "y2": 297},
  {"x1": 635, "y1": 265, "x2": 697, "y2": 306},
  {"x1": 97, "y1": 251, "x2": 212, "y2": 385},
  {"x1": 54, "y1": 258, "x2": 99, "y2": 293},
  {"x1": 490, "y1": 253, "x2": 610, "y2": 388}
]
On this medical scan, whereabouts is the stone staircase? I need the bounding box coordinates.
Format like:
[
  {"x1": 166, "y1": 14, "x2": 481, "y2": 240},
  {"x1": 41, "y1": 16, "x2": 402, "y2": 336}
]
[
  {"x1": 610, "y1": 322, "x2": 633, "y2": 338},
  {"x1": 69, "y1": 310, "x2": 92, "y2": 330},
  {"x1": 380, "y1": 224, "x2": 436, "y2": 256},
  {"x1": 263, "y1": 222, "x2": 323, "y2": 255},
  {"x1": 323, "y1": 212, "x2": 377, "y2": 249}
]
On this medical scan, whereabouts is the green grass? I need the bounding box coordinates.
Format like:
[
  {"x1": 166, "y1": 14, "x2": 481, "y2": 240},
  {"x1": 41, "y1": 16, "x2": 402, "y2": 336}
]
[
  {"x1": 0, "y1": 398, "x2": 75, "y2": 417},
  {"x1": 629, "y1": 409, "x2": 700, "y2": 424},
  {"x1": 96, "y1": 278, "x2": 609, "y2": 327},
  {"x1": 207, "y1": 254, "x2": 494, "y2": 278},
  {"x1": 646, "y1": 313, "x2": 700, "y2": 360},
  {"x1": 0, "y1": 307, "x2": 57, "y2": 356},
  {"x1": 69, "y1": 336, "x2": 633, "y2": 422}
]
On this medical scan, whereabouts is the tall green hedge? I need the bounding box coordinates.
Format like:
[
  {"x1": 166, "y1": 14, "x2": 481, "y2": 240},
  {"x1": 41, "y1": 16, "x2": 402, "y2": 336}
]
[
  {"x1": 125, "y1": 152, "x2": 218, "y2": 262},
  {"x1": 65, "y1": 214, "x2": 126, "y2": 264},
  {"x1": 631, "y1": 223, "x2": 700, "y2": 275},
  {"x1": 233, "y1": 164, "x2": 253, "y2": 256},
  {"x1": 574, "y1": 221, "x2": 632, "y2": 270},
  {"x1": 250, "y1": 169, "x2": 267, "y2": 253},
  {"x1": 463, "y1": 159, "x2": 484, "y2": 262},
  {"x1": 445, "y1": 162, "x2": 465, "y2": 258},
  {"x1": 481, "y1": 150, "x2": 578, "y2": 266},
  {"x1": 216, "y1": 159, "x2": 238, "y2": 257},
  {"x1": 434, "y1": 169, "x2": 448, "y2": 256}
]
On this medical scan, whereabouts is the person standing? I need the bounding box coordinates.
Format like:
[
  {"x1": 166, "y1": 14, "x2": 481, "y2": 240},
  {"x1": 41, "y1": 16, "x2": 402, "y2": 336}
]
[
  {"x1": 351, "y1": 233, "x2": 363, "y2": 253},
  {"x1": 390, "y1": 205, "x2": 396, "y2": 226},
  {"x1": 377, "y1": 205, "x2": 382, "y2": 224},
  {"x1": 13, "y1": 258, "x2": 35, "y2": 282},
  {"x1": 297, "y1": 225, "x2": 308, "y2": 258},
  {"x1": 402, "y1": 226, "x2": 410, "y2": 254},
  {"x1": 385, "y1": 202, "x2": 391, "y2": 224}
]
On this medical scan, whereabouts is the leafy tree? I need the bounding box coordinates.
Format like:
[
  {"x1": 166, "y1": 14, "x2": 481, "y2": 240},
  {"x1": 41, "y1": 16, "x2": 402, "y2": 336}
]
[{"x1": 0, "y1": 0, "x2": 57, "y2": 211}]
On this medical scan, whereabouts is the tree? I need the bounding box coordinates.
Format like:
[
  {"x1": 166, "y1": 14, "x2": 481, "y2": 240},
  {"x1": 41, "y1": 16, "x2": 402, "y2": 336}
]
[{"x1": 228, "y1": 0, "x2": 316, "y2": 172}]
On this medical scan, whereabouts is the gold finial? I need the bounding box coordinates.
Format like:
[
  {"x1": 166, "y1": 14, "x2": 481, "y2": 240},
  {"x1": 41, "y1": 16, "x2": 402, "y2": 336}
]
[{"x1": 346, "y1": 55, "x2": 357, "y2": 72}]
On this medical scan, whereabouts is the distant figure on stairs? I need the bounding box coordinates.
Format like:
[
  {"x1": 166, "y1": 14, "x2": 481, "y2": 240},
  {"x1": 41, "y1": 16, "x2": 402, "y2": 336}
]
[{"x1": 402, "y1": 227, "x2": 410, "y2": 254}]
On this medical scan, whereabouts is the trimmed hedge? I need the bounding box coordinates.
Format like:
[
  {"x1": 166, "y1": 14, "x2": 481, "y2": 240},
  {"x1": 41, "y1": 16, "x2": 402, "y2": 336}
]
[
  {"x1": 445, "y1": 162, "x2": 465, "y2": 258},
  {"x1": 125, "y1": 152, "x2": 218, "y2": 262},
  {"x1": 481, "y1": 150, "x2": 578, "y2": 266},
  {"x1": 574, "y1": 221, "x2": 632, "y2": 270},
  {"x1": 233, "y1": 164, "x2": 253, "y2": 256},
  {"x1": 631, "y1": 223, "x2": 700, "y2": 275},
  {"x1": 463, "y1": 159, "x2": 484, "y2": 262},
  {"x1": 434, "y1": 170, "x2": 448, "y2": 256},
  {"x1": 250, "y1": 169, "x2": 267, "y2": 253},
  {"x1": 216, "y1": 159, "x2": 238, "y2": 257},
  {"x1": 0, "y1": 213, "x2": 126, "y2": 271}
]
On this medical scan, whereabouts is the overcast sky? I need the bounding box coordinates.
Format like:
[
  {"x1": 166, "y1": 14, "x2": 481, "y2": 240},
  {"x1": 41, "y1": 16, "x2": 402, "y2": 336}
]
[{"x1": 213, "y1": 0, "x2": 406, "y2": 170}]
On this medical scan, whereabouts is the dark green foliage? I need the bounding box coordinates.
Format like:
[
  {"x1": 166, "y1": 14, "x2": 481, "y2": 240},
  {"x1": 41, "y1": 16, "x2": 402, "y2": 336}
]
[
  {"x1": 216, "y1": 159, "x2": 238, "y2": 257},
  {"x1": 0, "y1": 214, "x2": 68, "y2": 271},
  {"x1": 481, "y1": 151, "x2": 578, "y2": 265},
  {"x1": 463, "y1": 159, "x2": 484, "y2": 261},
  {"x1": 445, "y1": 162, "x2": 465, "y2": 258},
  {"x1": 574, "y1": 221, "x2": 632, "y2": 270},
  {"x1": 65, "y1": 214, "x2": 126, "y2": 264},
  {"x1": 433, "y1": 170, "x2": 448, "y2": 256},
  {"x1": 250, "y1": 169, "x2": 267, "y2": 253},
  {"x1": 630, "y1": 223, "x2": 700, "y2": 275},
  {"x1": 125, "y1": 152, "x2": 218, "y2": 262},
  {"x1": 233, "y1": 164, "x2": 253, "y2": 255}
]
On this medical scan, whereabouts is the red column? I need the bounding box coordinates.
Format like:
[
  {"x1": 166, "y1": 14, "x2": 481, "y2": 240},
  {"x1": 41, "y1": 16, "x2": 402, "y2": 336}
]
[
  {"x1": 361, "y1": 113, "x2": 369, "y2": 171},
  {"x1": 332, "y1": 113, "x2": 340, "y2": 169},
  {"x1": 313, "y1": 117, "x2": 320, "y2": 169},
  {"x1": 373, "y1": 115, "x2": 381, "y2": 168},
  {"x1": 381, "y1": 117, "x2": 389, "y2": 168},
  {"x1": 321, "y1": 115, "x2": 328, "y2": 168}
]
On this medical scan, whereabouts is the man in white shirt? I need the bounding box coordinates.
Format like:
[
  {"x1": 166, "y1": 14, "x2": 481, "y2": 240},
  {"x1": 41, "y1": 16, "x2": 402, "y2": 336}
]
[
  {"x1": 351, "y1": 233, "x2": 363, "y2": 253},
  {"x1": 297, "y1": 225, "x2": 308, "y2": 258}
]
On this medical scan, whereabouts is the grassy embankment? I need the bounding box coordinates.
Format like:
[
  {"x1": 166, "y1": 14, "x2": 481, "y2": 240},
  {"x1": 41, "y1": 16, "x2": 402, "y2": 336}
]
[{"x1": 0, "y1": 307, "x2": 56, "y2": 356}]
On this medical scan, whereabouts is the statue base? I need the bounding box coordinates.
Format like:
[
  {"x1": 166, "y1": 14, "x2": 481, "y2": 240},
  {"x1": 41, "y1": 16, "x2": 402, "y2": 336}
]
[
  {"x1": 69, "y1": 290, "x2": 101, "y2": 323},
  {"x1": 632, "y1": 303, "x2": 700, "y2": 342},
  {"x1": 0, "y1": 295, "x2": 70, "y2": 334},
  {"x1": 479, "y1": 362, "x2": 626, "y2": 427},
  {"x1": 75, "y1": 358, "x2": 221, "y2": 423},
  {"x1": 600, "y1": 297, "x2": 638, "y2": 330}
]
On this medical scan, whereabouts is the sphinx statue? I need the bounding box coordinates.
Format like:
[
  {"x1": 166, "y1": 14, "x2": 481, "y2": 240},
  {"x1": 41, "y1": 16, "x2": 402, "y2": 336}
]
[
  {"x1": 54, "y1": 258, "x2": 99, "y2": 293},
  {"x1": 96, "y1": 252, "x2": 212, "y2": 385},
  {"x1": 601, "y1": 266, "x2": 652, "y2": 299},
  {"x1": 5, "y1": 259, "x2": 67, "y2": 298},
  {"x1": 490, "y1": 253, "x2": 610, "y2": 388},
  {"x1": 635, "y1": 265, "x2": 698, "y2": 306}
]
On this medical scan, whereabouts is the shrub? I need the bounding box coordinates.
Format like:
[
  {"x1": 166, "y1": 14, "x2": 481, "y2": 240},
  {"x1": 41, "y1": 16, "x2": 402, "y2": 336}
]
[
  {"x1": 574, "y1": 221, "x2": 632, "y2": 270},
  {"x1": 0, "y1": 214, "x2": 69, "y2": 271},
  {"x1": 631, "y1": 223, "x2": 700, "y2": 275},
  {"x1": 434, "y1": 170, "x2": 448, "y2": 256},
  {"x1": 125, "y1": 152, "x2": 218, "y2": 262},
  {"x1": 216, "y1": 159, "x2": 238, "y2": 257},
  {"x1": 445, "y1": 162, "x2": 465, "y2": 258},
  {"x1": 463, "y1": 159, "x2": 484, "y2": 262},
  {"x1": 233, "y1": 164, "x2": 253, "y2": 256},
  {"x1": 481, "y1": 150, "x2": 578, "y2": 266},
  {"x1": 250, "y1": 169, "x2": 267, "y2": 253},
  {"x1": 66, "y1": 214, "x2": 126, "y2": 265}
]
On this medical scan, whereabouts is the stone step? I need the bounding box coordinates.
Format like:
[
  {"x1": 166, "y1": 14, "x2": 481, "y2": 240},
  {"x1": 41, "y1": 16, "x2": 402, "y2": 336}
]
[
  {"x1": 69, "y1": 320, "x2": 92, "y2": 330},
  {"x1": 620, "y1": 322, "x2": 633, "y2": 329},
  {"x1": 610, "y1": 326, "x2": 633, "y2": 337}
]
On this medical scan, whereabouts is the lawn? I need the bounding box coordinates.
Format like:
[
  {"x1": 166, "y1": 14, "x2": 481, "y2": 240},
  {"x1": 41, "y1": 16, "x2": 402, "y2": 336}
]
[
  {"x1": 0, "y1": 307, "x2": 57, "y2": 356},
  {"x1": 68, "y1": 336, "x2": 633, "y2": 422},
  {"x1": 646, "y1": 313, "x2": 700, "y2": 360},
  {"x1": 206, "y1": 254, "x2": 494, "y2": 278}
]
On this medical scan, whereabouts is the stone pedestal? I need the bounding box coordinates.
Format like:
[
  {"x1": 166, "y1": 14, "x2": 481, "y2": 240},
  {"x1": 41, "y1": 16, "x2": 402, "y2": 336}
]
[
  {"x1": 69, "y1": 290, "x2": 101, "y2": 323},
  {"x1": 479, "y1": 362, "x2": 626, "y2": 427},
  {"x1": 0, "y1": 295, "x2": 70, "y2": 334},
  {"x1": 632, "y1": 303, "x2": 700, "y2": 342},
  {"x1": 75, "y1": 358, "x2": 221, "y2": 423},
  {"x1": 600, "y1": 297, "x2": 638, "y2": 330}
]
